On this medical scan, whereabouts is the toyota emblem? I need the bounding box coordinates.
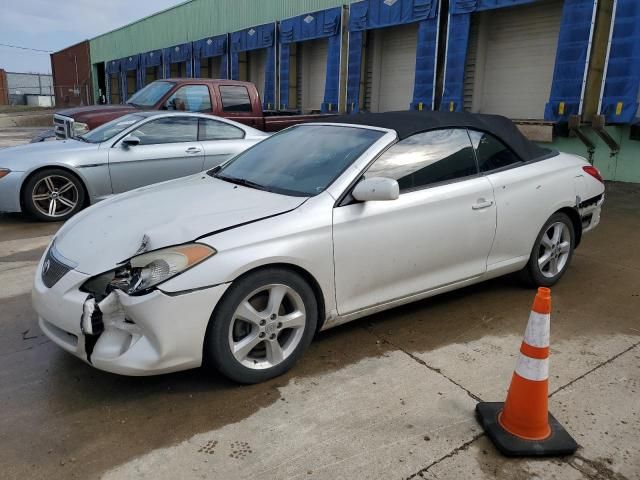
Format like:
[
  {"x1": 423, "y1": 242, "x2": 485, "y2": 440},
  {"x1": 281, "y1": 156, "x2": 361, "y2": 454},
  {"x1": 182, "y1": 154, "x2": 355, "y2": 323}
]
[{"x1": 42, "y1": 259, "x2": 51, "y2": 276}]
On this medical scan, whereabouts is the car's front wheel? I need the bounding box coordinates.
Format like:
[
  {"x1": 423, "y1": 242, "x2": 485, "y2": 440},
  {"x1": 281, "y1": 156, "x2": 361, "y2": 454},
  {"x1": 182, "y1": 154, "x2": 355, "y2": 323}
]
[
  {"x1": 520, "y1": 212, "x2": 575, "y2": 287},
  {"x1": 205, "y1": 268, "x2": 318, "y2": 384},
  {"x1": 22, "y1": 168, "x2": 85, "y2": 222}
]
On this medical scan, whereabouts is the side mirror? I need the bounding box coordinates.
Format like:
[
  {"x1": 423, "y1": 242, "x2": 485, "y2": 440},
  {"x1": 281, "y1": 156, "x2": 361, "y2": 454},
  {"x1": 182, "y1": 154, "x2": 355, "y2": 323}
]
[
  {"x1": 352, "y1": 177, "x2": 400, "y2": 202},
  {"x1": 121, "y1": 135, "x2": 140, "y2": 147}
]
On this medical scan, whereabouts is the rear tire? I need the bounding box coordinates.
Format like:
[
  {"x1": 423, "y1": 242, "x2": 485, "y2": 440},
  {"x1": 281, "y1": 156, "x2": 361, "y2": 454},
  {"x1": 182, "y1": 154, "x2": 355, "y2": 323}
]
[
  {"x1": 22, "y1": 168, "x2": 85, "y2": 222},
  {"x1": 204, "y1": 268, "x2": 318, "y2": 384},
  {"x1": 519, "y1": 212, "x2": 575, "y2": 287}
]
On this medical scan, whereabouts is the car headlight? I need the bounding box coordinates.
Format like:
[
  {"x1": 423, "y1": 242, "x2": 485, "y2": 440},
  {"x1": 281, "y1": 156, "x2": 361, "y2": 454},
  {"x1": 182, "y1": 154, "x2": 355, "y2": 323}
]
[
  {"x1": 126, "y1": 243, "x2": 216, "y2": 293},
  {"x1": 0, "y1": 169, "x2": 10, "y2": 179},
  {"x1": 72, "y1": 122, "x2": 89, "y2": 136}
]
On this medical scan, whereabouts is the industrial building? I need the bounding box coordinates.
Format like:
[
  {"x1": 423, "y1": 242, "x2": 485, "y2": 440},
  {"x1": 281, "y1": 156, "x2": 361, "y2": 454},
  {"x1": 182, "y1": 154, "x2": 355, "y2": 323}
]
[{"x1": 48, "y1": 0, "x2": 640, "y2": 183}]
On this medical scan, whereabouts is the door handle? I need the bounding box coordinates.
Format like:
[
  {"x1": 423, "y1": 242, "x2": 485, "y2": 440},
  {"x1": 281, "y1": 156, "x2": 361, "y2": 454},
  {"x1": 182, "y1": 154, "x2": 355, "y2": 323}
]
[
  {"x1": 185, "y1": 147, "x2": 202, "y2": 154},
  {"x1": 472, "y1": 200, "x2": 494, "y2": 210}
]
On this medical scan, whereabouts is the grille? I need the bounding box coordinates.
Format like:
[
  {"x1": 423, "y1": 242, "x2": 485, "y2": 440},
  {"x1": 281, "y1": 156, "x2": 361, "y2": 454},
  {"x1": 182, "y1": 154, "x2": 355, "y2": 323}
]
[
  {"x1": 42, "y1": 245, "x2": 75, "y2": 288},
  {"x1": 53, "y1": 114, "x2": 74, "y2": 139}
]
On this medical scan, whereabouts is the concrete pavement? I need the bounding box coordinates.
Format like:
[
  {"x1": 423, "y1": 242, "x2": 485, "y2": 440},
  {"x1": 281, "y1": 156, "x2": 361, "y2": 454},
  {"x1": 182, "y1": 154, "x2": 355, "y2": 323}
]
[{"x1": 0, "y1": 182, "x2": 638, "y2": 480}]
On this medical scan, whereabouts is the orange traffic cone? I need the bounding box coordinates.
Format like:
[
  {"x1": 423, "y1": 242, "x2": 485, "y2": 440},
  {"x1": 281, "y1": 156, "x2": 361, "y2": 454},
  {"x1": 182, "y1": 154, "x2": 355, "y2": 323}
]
[{"x1": 475, "y1": 287, "x2": 578, "y2": 456}]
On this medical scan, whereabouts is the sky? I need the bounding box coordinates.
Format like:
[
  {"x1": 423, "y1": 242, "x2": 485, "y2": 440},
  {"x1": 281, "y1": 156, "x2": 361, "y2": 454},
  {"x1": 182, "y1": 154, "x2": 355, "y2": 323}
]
[{"x1": 0, "y1": 0, "x2": 185, "y2": 74}]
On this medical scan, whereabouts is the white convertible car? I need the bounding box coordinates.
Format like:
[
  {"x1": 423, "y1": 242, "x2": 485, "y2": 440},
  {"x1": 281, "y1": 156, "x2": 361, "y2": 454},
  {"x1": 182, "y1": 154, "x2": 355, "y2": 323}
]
[{"x1": 33, "y1": 111, "x2": 605, "y2": 383}]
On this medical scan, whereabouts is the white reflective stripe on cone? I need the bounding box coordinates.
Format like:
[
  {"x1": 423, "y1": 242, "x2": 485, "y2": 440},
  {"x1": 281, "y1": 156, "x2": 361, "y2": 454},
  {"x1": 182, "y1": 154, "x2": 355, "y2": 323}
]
[
  {"x1": 524, "y1": 311, "x2": 550, "y2": 348},
  {"x1": 515, "y1": 354, "x2": 549, "y2": 381}
]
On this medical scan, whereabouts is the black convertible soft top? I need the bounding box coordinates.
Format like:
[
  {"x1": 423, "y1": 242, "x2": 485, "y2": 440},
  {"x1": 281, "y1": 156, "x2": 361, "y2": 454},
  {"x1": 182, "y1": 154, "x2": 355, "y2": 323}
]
[{"x1": 322, "y1": 111, "x2": 552, "y2": 163}]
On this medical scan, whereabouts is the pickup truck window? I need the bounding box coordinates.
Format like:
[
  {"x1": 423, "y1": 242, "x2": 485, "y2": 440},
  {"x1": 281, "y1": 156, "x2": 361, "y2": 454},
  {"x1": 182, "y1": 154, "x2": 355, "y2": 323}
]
[
  {"x1": 132, "y1": 117, "x2": 199, "y2": 145},
  {"x1": 126, "y1": 81, "x2": 174, "y2": 107},
  {"x1": 163, "y1": 85, "x2": 212, "y2": 113},
  {"x1": 220, "y1": 86, "x2": 252, "y2": 113},
  {"x1": 199, "y1": 118, "x2": 245, "y2": 140}
]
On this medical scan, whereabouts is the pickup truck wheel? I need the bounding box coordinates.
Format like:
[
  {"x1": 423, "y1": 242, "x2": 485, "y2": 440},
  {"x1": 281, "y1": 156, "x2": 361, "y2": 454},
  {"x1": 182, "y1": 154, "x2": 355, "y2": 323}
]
[
  {"x1": 204, "y1": 268, "x2": 317, "y2": 384},
  {"x1": 520, "y1": 212, "x2": 575, "y2": 287},
  {"x1": 22, "y1": 169, "x2": 85, "y2": 222}
]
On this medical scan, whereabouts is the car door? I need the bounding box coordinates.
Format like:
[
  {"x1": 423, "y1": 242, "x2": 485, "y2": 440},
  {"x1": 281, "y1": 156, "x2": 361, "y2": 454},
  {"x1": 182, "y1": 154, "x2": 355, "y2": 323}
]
[
  {"x1": 108, "y1": 116, "x2": 204, "y2": 193},
  {"x1": 198, "y1": 117, "x2": 253, "y2": 169},
  {"x1": 332, "y1": 128, "x2": 497, "y2": 315}
]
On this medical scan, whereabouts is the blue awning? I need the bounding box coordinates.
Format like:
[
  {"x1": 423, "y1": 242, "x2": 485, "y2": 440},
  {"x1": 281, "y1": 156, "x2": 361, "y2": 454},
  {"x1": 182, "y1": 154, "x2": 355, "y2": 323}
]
[
  {"x1": 230, "y1": 23, "x2": 276, "y2": 109},
  {"x1": 162, "y1": 42, "x2": 193, "y2": 78},
  {"x1": 230, "y1": 23, "x2": 275, "y2": 53},
  {"x1": 599, "y1": 0, "x2": 640, "y2": 123},
  {"x1": 193, "y1": 34, "x2": 229, "y2": 79},
  {"x1": 450, "y1": 0, "x2": 536, "y2": 14},
  {"x1": 105, "y1": 59, "x2": 121, "y2": 75},
  {"x1": 545, "y1": 0, "x2": 598, "y2": 122},
  {"x1": 279, "y1": 7, "x2": 342, "y2": 112},
  {"x1": 140, "y1": 49, "x2": 163, "y2": 68},
  {"x1": 349, "y1": 0, "x2": 435, "y2": 31},
  {"x1": 346, "y1": 0, "x2": 439, "y2": 113}
]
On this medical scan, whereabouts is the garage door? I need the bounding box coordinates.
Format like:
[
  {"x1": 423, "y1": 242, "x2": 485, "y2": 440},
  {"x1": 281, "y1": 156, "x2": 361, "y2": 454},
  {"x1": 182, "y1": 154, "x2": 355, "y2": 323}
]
[
  {"x1": 300, "y1": 39, "x2": 329, "y2": 112},
  {"x1": 247, "y1": 49, "x2": 267, "y2": 103},
  {"x1": 468, "y1": 0, "x2": 563, "y2": 119},
  {"x1": 365, "y1": 23, "x2": 418, "y2": 113}
]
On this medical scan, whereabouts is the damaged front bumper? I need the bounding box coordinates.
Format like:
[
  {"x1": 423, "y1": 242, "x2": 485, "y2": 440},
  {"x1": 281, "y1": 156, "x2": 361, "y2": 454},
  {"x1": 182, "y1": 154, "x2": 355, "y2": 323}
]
[
  {"x1": 579, "y1": 193, "x2": 604, "y2": 234},
  {"x1": 33, "y1": 265, "x2": 230, "y2": 376}
]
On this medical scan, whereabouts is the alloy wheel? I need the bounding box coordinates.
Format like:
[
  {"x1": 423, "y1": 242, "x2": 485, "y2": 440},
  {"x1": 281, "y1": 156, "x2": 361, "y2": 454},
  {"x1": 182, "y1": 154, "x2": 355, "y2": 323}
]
[
  {"x1": 228, "y1": 284, "x2": 306, "y2": 370},
  {"x1": 31, "y1": 175, "x2": 79, "y2": 218},
  {"x1": 538, "y1": 221, "x2": 571, "y2": 278}
]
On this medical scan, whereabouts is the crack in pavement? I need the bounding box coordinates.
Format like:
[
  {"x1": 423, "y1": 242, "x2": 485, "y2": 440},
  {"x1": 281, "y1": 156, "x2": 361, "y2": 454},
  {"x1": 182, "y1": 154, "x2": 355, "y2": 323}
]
[
  {"x1": 549, "y1": 341, "x2": 640, "y2": 397},
  {"x1": 565, "y1": 453, "x2": 632, "y2": 480},
  {"x1": 404, "y1": 432, "x2": 485, "y2": 479},
  {"x1": 363, "y1": 326, "x2": 483, "y2": 403}
]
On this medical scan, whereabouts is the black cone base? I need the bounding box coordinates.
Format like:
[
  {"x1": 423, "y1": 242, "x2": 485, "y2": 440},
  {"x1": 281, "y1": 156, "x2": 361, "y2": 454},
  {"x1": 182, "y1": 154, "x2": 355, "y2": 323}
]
[{"x1": 475, "y1": 402, "x2": 578, "y2": 457}]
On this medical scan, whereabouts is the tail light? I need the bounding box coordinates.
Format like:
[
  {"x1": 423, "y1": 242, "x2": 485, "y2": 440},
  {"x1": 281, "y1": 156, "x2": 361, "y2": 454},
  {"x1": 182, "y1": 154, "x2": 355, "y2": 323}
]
[{"x1": 583, "y1": 166, "x2": 604, "y2": 183}]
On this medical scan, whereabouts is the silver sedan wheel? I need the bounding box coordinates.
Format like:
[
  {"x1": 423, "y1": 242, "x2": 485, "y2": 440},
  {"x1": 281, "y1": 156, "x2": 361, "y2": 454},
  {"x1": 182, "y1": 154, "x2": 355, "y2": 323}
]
[
  {"x1": 31, "y1": 175, "x2": 79, "y2": 218},
  {"x1": 538, "y1": 221, "x2": 571, "y2": 278},
  {"x1": 228, "y1": 284, "x2": 307, "y2": 370}
]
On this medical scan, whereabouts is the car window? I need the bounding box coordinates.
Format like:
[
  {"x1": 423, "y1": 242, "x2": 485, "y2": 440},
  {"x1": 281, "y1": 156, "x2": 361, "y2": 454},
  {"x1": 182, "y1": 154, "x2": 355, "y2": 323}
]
[
  {"x1": 220, "y1": 86, "x2": 252, "y2": 113},
  {"x1": 199, "y1": 118, "x2": 245, "y2": 140},
  {"x1": 126, "y1": 81, "x2": 174, "y2": 107},
  {"x1": 216, "y1": 125, "x2": 384, "y2": 196},
  {"x1": 82, "y1": 114, "x2": 145, "y2": 143},
  {"x1": 131, "y1": 117, "x2": 198, "y2": 145},
  {"x1": 468, "y1": 130, "x2": 522, "y2": 172},
  {"x1": 366, "y1": 129, "x2": 478, "y2": 192},
  {"x1": 163, "y1": 85, "x2": 212, "y2": 112}
]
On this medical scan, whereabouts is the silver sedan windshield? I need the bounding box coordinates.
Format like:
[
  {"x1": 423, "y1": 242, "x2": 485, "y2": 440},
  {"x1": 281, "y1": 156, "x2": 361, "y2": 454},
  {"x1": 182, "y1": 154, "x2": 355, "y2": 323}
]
[
  {"x1": 214, "y1": 125, "x2": 385, "y2": 197},
  {"x1": 81, "y1": 114, "x2": 145, "y2": 144}
]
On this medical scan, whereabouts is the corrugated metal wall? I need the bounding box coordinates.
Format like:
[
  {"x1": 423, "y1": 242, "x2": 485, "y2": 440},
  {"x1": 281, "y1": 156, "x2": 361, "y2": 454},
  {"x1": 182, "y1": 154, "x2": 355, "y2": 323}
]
[{"x1": 90, "y1": 0, "x2": 354, "y2": 64}]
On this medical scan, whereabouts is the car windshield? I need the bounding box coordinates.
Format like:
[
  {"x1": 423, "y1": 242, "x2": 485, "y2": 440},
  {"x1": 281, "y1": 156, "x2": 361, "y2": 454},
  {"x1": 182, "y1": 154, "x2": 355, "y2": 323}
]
[
  {"x1": 126, "y1": 81, "x2": 174, "y2": 107},
  {"x1": 213, "y1": 125, "x2": 385, "y2": 196},
  {"x1": 80, "y1": 114, "x2": 145, "y2": 143}
]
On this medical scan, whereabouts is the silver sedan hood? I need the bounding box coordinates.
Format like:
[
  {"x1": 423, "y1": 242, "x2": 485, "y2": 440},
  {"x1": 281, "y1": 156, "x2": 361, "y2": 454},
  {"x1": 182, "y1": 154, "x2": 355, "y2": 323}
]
[
  {"x1": 0, "y1": 139, "x2": 98, "y2": 169},
  {"x1": 54, "y1": 174, "x2": 306, "y2": 275}
]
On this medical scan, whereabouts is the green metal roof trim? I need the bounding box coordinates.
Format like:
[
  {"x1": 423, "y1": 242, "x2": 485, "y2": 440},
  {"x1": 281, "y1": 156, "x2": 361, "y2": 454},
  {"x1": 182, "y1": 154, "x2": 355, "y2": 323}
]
[{"x1": 90, "y1": 0, "x2": 356, "y2": 64}]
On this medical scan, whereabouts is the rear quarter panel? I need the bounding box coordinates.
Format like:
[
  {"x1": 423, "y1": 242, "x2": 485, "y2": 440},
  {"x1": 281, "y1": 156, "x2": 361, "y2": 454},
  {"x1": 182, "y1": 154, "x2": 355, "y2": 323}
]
[{"x1": 485, "y1": 152, "x2": 585, "y2": 268}]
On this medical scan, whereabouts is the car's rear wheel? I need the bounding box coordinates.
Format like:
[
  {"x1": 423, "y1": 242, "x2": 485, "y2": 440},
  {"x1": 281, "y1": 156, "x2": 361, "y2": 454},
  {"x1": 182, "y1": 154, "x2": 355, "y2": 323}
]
[
  {"x1": 520, "y1": 212, "x2": 575, "y2": 287},
  {"x1": 204, "y1": 268, "x2": 318, "y2": 384},
  {"x1": 22, "y1": 168, "x2": 85, "y2": 222}
]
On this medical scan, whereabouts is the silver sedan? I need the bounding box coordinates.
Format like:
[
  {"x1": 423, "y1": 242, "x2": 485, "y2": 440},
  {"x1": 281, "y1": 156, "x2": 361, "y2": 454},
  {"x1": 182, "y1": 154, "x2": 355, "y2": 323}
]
[{"x1": 0, "y1": 112, "x2": 268, "y2": 221}]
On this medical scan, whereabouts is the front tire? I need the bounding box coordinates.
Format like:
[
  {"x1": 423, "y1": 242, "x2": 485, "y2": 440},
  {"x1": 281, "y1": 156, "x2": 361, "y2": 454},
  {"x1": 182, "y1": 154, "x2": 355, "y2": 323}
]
[
  {"x1": 520, "y1": 212, "x2": 575, "y2": 287},
  {"x1": 204, "y1": 268, "x2": 318, "y2": 384},
  {"x1": 22, "y1": 168, "x2": 85, "y2": 222}
]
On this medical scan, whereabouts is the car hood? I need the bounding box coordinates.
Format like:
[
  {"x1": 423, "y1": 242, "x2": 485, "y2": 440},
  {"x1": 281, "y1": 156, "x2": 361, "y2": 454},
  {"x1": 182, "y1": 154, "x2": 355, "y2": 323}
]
[
  {"x1": 57, "y1": 104, "x2": 136, "y2": 119},
  {"x1": 54, "y1": 174, "x2": 307, "y2": 275},
  {"x1": 0, "y1": 139, "x2": 98, "y2": 169}
]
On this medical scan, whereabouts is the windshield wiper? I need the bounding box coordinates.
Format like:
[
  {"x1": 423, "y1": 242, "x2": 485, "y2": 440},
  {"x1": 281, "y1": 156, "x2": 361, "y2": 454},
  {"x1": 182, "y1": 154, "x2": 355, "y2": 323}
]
[
  {"x1": 214, "y1": 173, "x2": 272, "y2": 192},
  {"x1": 75, "y1": 136, "x2": 89, "y2": 143}
]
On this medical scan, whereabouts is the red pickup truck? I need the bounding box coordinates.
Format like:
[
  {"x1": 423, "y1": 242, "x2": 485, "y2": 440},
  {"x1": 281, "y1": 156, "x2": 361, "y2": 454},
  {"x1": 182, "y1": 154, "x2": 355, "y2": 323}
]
[{"x1": 53, "y1": 79, "x2": 333, "y2": 139}]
